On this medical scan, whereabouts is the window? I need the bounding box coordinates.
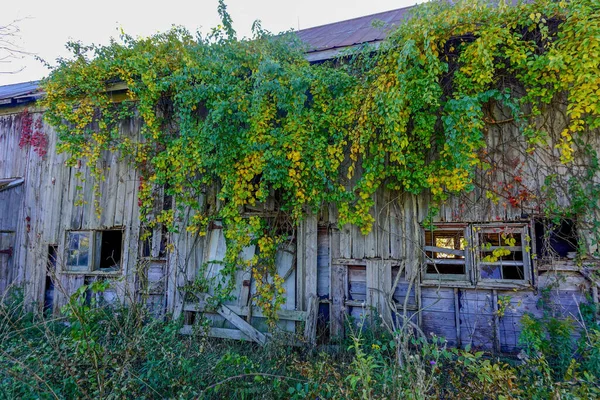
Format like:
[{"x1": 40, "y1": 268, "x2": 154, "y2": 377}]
[
  {"x1": 422, "y1": 223, "x2": 532, "y2": 285},
  {"x1": 65, "y1": 229, "x2": 123, "y2": 272},
  {"x1": 474, "y1": 224, "x2": 530, "y2": 282},
  {"x1": 66, "y1": 232, "x2": 91, "y2": 270},
  {"x1": 423, "y1": 224, "x2": 470, "y2": 281},
  {"x1": 534, "y1": 219, "x2": 578, "y2": 259}
]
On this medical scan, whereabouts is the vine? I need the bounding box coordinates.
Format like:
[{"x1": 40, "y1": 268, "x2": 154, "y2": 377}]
[
  {"x1": 40, "y1": 0, "x2": 600, "y2": 322},
  {"x1": 18, "y1": 109, "x2": 48, "y2": 158}
]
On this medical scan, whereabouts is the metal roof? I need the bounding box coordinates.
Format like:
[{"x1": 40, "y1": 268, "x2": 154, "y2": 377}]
[
  {"x1": 296, "y1": 5, "x2": 414, "y2": 61},
  {"x1": 0, "y1": 6, "x2": 415, "y2": 103},
  {"x1": 0, "y1": 81, "x2": 41, "y2": 106}
]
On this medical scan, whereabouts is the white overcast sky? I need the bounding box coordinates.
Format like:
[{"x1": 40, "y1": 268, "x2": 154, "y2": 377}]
[{"x1": 1, "y1": 0, "x2": 425, "y2": 86}]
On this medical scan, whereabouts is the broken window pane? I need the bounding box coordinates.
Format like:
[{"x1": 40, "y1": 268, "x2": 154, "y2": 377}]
[
  {"x1": 477, "y1": 225, "x2": 528, "y2": 281},
  {"x1": 66, "y1": 232, "x2": 90, "y2": 270},
  {"x1": 535, "y1": 219, "x2": 578, "y2": 259},
  {"x1": 424, "y1": 227, "x2": 467, "y2": 276}
]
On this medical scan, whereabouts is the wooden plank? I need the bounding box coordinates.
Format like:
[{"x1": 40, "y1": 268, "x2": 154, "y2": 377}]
[
  {"x1": 317, "y1": 226, "x2": 330, "y2": 298},
  {"x1": 379, "y1": 188, "x2": 391, "y2": 259},
  {"x1": 492, "y1": 289, "x2": 500, "y2": 353},
  {"x1": 304, "y1": 213, "x2": 318, "y2": 310},
  {"x1": 276, "y1": 243, "x2": 296, "y2": 332},
  {"x1": 351, "y1": 224, "x2": 365, "y2": 259},
  {"x1": 340, "y1": 224, "x2": 352, "y2": 259},
  {"x1": 304, "y1": 294, "x2": 318, "y2": 345},
  {"x1": 389, "y1": 195, "x2": 402, "y2": 260},
  {"x1": 195, "y1": 293, "x2": 266, "y2": 345},
  {"x1": 454, "y1": 288, "x2": 461, "y2": 348},
  {"x1": 183, "y1": 302, "x2": 307, "y2": 321},
  {"x1": 330, "y1": 264, "x2": 346, "y2": 338},
  {"x1": 365, "y1": 191, "x2": 377, "y2": 258},
  {"x1": 181, "y1": 325, "x2": 255, "y2": 341},
  {"x1": 424, "y1": 246, "x2": 465, "y2": 257}
]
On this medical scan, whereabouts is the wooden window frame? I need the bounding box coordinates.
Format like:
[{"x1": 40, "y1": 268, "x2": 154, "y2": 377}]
[
  {"x1": 473, "y1": 223, "x2": 532, "y2": 285},
  {"x1": 64, "y1": 229, "x2": 124, "y2": 273},
  {"x1": 422, "y1": 224, "x2": 471, "y2": 282}
]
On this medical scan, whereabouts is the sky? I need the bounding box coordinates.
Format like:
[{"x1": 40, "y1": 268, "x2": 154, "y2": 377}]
[{"x1": 1, "y1": 0, "x2": 425, "y2": 86}]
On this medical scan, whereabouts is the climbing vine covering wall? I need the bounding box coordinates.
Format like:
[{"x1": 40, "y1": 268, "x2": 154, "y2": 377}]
[{"x1": 40, "y1": 0, "x2": 600, "y2": 319}]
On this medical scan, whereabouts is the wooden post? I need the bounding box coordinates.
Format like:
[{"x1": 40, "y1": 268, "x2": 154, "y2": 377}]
[
  {"x1": 330, "y1": 228, "x2": 345, "y2": 338},
  {"x1": 454, "y1": 288, "x2": 461, "y2": 348},
  {"x1": 492, "y1": 289, "x2": 501, "y2": 353},
  {"x1": 298, "y1": 212, "x2": 318, "y2": 311}
]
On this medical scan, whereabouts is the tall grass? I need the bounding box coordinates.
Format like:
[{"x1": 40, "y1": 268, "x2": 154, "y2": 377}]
[{"x1": 1, "y1": 283, "x2": 599, "y2": 399}]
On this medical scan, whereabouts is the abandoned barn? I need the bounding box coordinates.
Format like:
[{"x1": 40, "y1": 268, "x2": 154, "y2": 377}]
[{"x1": 0, "y1": 3, "x2": 599, "y2": 352}]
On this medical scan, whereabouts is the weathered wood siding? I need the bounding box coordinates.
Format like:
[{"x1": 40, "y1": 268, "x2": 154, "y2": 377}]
[
  {"x1": 1, "y1": 105, "x2": 597, "y2": 349},
  {"x1": 0, "y1": 110, "x2": 142, "y2": 309}
]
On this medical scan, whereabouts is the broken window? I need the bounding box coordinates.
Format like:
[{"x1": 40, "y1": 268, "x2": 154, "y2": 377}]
[
  {"x1": 475, "y1": 224, "x2": 530, "y2": 282},
  {"x1": 423, "y1": 225, "x2": 469, "y2": 280},
  {"x1": 66, "y1": 232, "x2": 91, "y2": 271},
  {"x1": 95, "y1": 230, "x2": 123, "y2": 271},
  {"x1": 534, "y1": 219, "x2": 578, "y2": 259},
  {"x1": 421, "y1": 222, "x2": 532, "y2": 285},
  {"x1": 44, "y1": 245, "x2": 57, "y2": 313},
  {"x1": 65, "y1": 229, "x2": 123, "y2": 272}
]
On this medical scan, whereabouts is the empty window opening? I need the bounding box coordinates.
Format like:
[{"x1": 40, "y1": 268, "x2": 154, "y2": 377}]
[
  {"x1": 97, "y1": 230, "x2": 123, "y2": 271},
  {"x1": 44, "y1": 245, "x2": 57, "y2": 313},
  {"x1": 424, "y1": 227, "x2": 467, "y2": 276},
  {"x1": 535, "y1": 219, "x2": 578, "y2": 259},
  {"x1": 141, "y1": 225, "x2": 168, "y2": 259}
]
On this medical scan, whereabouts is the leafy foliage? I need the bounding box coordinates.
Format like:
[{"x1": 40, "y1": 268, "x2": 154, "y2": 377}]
[{"x1": 39, "y1": 0, "x2": 600, "y2": 317}]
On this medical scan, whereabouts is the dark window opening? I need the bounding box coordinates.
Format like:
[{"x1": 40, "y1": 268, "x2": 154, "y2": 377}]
[
  {"x1": 141, "y1": 227, "x2": 151, "y2": 258},
  {"x1": 44, "y1": 245, "x2": 57, "y2": 313},
  {"x1": 141, "y1": 226, "x2": 168, "y2": 258},
  {"x1": 424, "y1": 228, "x2": 466, "y2": 275},
  {"x1": 159, "y1": 225, "x2": 168, "y2": 258},
  {"x1": 84, "y1": 276, "x2": 94, "y2": 305},
  {"x1": 535, "y1": 219, "x2": 578, "y2": 258},
  {"x1": 98, "y1": 230, "x2": 123, "y2": 271}
]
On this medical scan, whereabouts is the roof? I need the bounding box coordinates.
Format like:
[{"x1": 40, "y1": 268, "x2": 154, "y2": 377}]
[
  {"x1": 296, "y1": 5, "x2": 414, "y2": 62},
  {"x1": 0, "y1": 5, "x2": 415, "y2": 104},
  {"x1": 0, "y1": 81, "x2": 41, "y2": 107}
]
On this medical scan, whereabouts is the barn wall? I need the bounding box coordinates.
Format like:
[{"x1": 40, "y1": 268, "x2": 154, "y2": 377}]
[
  {"x1": 0, "y1": 110, "x2": 143, "y2": 310},
  {"x1": 1, "y1": 104, "x2": 597, "y2": 349}
]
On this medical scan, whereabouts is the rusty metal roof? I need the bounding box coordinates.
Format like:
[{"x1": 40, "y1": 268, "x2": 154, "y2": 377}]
[
  {"x1": 0, "y1": 6, "x2": 416, "y2": 102},
  {"x1": 296, "y1": 5, "x2": 414, "y2": 62}
]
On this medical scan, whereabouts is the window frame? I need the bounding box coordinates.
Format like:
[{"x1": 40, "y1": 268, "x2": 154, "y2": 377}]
[
  {"x1": 473, "y1": 223, "x2": 532, "y2": 285},
  {"x1": 64, "y1": 229, "x2": 124, "y2": 273},
  {"x1": 65, "y1": 231, "x2": 92, "y2": 272},
  {"x1": 421, "y1": 222, "x2": 533, "y2": 287},
  {"x1": 422, "y1": 223, "x2": 472, "y2": 282}
]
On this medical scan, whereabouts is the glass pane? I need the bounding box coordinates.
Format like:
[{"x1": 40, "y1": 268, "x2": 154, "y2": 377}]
[
  {"x1": 480, "y1": 264, "x2": 501, "y2": 279},
  {"x1": 66, "y1": 232, "x2": 90, "y2": 269}
]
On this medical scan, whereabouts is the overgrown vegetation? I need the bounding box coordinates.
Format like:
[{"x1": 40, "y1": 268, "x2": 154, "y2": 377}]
[
  {"x1": 37, "y1": 0, "x2": 600, "y2": 318},
  {"x1": 1, "y1": 285, "x2": 599, "y2": 399}
]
